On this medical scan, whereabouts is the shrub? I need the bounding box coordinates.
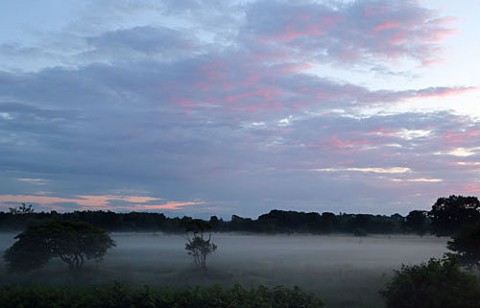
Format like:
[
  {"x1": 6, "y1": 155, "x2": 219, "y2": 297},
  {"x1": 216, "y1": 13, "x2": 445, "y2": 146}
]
[{"x1": 381, "y1": 258, "x2": 480, "y2": 308}]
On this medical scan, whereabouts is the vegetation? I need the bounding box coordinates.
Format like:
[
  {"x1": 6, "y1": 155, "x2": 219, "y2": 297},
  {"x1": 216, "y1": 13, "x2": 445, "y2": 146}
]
[
  {"x1": 4, "y1": 220, "x2": 115, "y2": 272},
  {"x1": 0, "y1": 209, "x2": 410, "y2": 234},
  {"x1": 429, "y1": 195, "x2": 480, "y2": 236},
  {"x1": 352, "y1": 228, "x2": 368, "y2": 237},
  {"x1": 0, "y1": 282, "x2": 324, "y2": 308},
  {"x1": 404, "y1": 210, "x2": 428, "y2": 235},
  {"x1": 447, "y1": 223, "x2": 480, "y2": 269},
  {"x1": 9, "y1": 203, "x2": 34, "y2": 215},
  {"x1": 183, "y1": 219, "x2": 217, "y2": 270},
  {"x1": 3, "y1": 194, "x2": 480, "y2": 307},
  {"x1": 0, "y1": 195, "x2": 478, "y2": 236},
  {"x1": 381, "y1": 258, "x2": 480, "y2": 308}
]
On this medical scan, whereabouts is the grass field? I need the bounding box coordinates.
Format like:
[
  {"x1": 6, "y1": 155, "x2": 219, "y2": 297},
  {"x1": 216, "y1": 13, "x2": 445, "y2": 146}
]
[{"x1": 0, "y1": 232, "x2": 448, "y2": 307}]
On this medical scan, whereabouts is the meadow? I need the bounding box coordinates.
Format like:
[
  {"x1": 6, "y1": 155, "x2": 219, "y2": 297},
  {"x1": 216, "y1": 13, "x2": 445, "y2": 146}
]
[{"x1": 0, "y1": 232, "x2": 448, "y2": 307}]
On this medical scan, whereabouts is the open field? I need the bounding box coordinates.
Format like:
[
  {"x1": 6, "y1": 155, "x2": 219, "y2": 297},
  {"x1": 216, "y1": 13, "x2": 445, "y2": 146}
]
[{"x1": 0, "y1": 233, "x2": 448, "y2": 307}]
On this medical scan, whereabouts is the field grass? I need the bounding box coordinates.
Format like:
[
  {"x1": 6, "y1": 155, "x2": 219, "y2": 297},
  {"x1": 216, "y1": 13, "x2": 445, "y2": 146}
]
[{"x1": 0, "y1": 232, "x2": 448, "y2": 307}]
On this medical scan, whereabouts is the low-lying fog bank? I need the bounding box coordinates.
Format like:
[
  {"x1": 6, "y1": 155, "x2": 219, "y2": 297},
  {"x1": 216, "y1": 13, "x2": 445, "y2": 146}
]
[{"x1": 0, "y1": 233, "x2": 448, "y2": 307}]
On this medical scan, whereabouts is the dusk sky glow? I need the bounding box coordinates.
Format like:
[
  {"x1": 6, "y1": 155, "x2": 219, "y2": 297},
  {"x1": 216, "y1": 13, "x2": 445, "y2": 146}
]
[{"x1": 1, "y1": 0, "x2": 479, "y2": 218}]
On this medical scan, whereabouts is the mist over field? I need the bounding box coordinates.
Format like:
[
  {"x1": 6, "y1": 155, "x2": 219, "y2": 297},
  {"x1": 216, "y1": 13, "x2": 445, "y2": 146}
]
[{"x1": 0, "y1": 232, "x2": 448, "y2": 307}]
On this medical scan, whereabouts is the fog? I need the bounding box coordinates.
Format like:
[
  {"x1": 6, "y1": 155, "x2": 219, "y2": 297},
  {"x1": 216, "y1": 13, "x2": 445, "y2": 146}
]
[{"x1": 0, "y1": 233, "x2": 448, "y2": 307}]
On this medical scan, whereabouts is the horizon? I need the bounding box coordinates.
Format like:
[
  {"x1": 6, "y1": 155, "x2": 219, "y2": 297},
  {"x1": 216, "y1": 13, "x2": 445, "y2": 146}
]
[
  {"x1": 2, "y1": 200, "x2": 451, "y2": 221},
  {"x1": 1, "y1": 0, "x2": 479, "y2": 218}
]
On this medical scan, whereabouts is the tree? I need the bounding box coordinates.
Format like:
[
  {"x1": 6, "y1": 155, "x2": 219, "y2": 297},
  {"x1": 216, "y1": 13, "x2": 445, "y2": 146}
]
[
  {"x1": 447, "y1": 223, "x2": 480, "y2": 269},
  {"x1": 4, "y1": 220, "x2": 115, "y2": 272},
  {"x1": 405, "y1": 210, "x2": 429, "y2": 235},
  {"x1": 381, "y1": 258, "x2": 480, "y2": 308},
  {"x1": 182, "y1": 219, "x2": 217, "y2": 270},
  {"x1": 429, "y1": 195, "x2": 480, "y2": 236},
  {"x1": 9, "y1": 203, "x2": 34, "y2": 214}
]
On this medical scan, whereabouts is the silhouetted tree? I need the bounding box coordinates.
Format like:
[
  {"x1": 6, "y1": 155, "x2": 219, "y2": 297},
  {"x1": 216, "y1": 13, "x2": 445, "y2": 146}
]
[
  {"x1": 229, "y1": 215, "x2": 255, "y2": 231},
  {"x1": 447, "y1": 224, "x2": 480, "y2": 269},
  {"x1": 209, "y1": 215, "x2": 221, "y2": 230},
  {"x1": 320, "y1": 212, "x2": 336, "y2": 233},
  {"x1": 182, "y1": 219, "x2": 217, "y2": 270},
  {"x1": 9, "y1": 203, "x2": 34, "y2": 214},
  {"x1": 4, "y1": 220, "x2": 115, "y2": 272},
  {"x1": 257, "y1": 210, "x2": 322, "y2": 233},
  {"x1": 429, "y1": 195, "x2": 480, "y2": 236},
  {"x1": 405, "y1": 210, "x2": 429, "y2": 235}
]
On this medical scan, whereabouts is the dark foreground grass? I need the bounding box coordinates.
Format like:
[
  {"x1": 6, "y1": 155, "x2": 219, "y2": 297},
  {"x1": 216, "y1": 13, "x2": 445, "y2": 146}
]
[
  {"x1": 0, "y1": 261, "x2": 389, "y2": 307},
  {"x1": 0, "y1": 282, "x2": 324, "y2": 308}
]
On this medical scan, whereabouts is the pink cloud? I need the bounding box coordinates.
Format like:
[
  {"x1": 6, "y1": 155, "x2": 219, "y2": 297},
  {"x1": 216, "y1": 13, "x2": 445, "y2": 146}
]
[
  {"x1": 368, "y1": 128, "x2": 397, "y2": 137},
  {"x1": 374, "y1": 21, "x2": 400, "y2": 32},
  {"x1": 413, "y1": 86, "x2": 478, "y2": 99},
  {"x1": 0, "y1": 194, "x2": 203, "y2": 212},
  {"x1": 250, "y1": 1, "x2": 456, "y2": 65},
  {"x1": 427, "y1": 17, "x2": 457, "y2": 42},
  {"x1": 324, "y1": 135, "x2": 373, "y2": 150},
  {"x1": 442, "y1": 129, "x2": 480, "y2": 146},
  {"x1": 264, "y1": 14, "x2": 343, "y2": 44},
  {"x1": 200, "y1": 60, "x2": 228, "y2": 80},
  {"x1": 445, "y1": 183, "x2": 480, "y2": 195},
  {"x1": 279, "y1": 62, "x2": 314, "y2": 74},
  {"x1": 118, "y1": 201, "x2": 204, "y2": 211},
  {"x1": 362, "y1": 4, "x2": 389, "y2": 17}
]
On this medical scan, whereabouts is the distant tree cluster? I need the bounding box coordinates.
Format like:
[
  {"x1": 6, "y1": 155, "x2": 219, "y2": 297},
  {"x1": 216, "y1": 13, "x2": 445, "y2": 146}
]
[{"x1": 1, "y1": 195, "x2": 479, "y2": 237}]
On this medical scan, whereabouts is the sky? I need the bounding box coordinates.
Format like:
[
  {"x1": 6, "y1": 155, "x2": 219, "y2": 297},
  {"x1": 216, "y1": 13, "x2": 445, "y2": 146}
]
[{"x1": 0, "y1": 0, "x2": 479, "y2": 218}]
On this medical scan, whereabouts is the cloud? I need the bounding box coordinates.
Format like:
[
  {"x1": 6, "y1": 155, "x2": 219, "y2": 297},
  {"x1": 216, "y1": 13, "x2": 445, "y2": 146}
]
[
  {"x1": 16, "y1": 178, "x2": 49, "y2": 186},
  {"x1": 391, "y1": 178, "x2": 443, "y2": 183},
  {"x1": 313, "y1": 167, "x2": 411, "y2": 174},
  {"x1": 0, "y1": 0, "x2": 477, "y2": 216},
  {"x1": 245, "y1": 0, "x2": 455, "y2": 65},
  {"x1": 0, "y1": 194, "x2": 204, "y2": 212},
  {"x1": 83, "y1": 26, "x2": 201, "y2": 64},
  {"x1": 442, "y1": 148, "x2": 479, "y2": 157}
]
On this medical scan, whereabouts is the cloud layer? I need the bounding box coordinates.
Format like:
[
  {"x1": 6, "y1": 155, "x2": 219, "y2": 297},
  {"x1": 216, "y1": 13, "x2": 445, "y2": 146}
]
[{"x1": 0, "y1": 0, "x2": 478, "y2": 217}]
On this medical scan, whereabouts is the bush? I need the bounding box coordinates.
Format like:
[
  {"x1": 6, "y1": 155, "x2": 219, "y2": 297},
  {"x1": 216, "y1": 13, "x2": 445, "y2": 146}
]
[
  {"x1": 0, "y1": 282, "x2": 324, "y2": 307},
  {"x1": 381, "y1": 258, "x2": 480, "y2": 308}
]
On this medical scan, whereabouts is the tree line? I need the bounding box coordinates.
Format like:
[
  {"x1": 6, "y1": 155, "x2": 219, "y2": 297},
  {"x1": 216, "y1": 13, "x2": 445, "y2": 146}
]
[{"x1": 1, "y1": 195, "x2": 479, "y2": 236}]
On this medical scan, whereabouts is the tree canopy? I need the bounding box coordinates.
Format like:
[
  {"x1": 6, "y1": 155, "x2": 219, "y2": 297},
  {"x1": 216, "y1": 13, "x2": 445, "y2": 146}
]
[
  {"x1": 429, "y1": 195, "x2": 480, "y2": 236},
  {"x1": 4, "y1": 220, "x2": 115, "y2": 272}
]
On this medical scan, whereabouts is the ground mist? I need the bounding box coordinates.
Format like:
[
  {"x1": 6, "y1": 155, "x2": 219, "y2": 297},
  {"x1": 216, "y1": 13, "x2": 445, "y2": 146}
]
[{"x1": 0, "y1": 233, "x2": 447, "y2": 307}]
